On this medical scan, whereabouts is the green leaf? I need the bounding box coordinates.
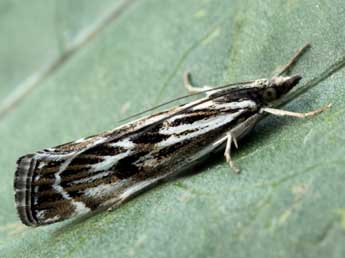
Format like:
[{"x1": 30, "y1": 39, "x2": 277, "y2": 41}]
[{"x1": 1, "y1": 0, "x2": 345, "y2": 257}]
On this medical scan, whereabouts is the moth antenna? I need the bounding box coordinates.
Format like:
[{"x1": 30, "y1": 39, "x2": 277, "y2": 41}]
[
  {"x1": 116, "y1": 81, "x2": 257, "y2": 143},
  {"x1": 118, "y1": 79, "x2": 254, "y2": 122},
  {"x1": 276, "y1": 43, "x2": 311, "y2": 76}
]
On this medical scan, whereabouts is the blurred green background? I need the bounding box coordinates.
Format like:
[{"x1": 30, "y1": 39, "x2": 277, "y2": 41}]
[{"x1": 0, "y1": 0, "x2": 344, "y2": 257}]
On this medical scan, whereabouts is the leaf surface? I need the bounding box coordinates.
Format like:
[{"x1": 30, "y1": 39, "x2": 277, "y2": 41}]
[{"x1": 1, "y1": 0, "x2": 345, "y2": 257}]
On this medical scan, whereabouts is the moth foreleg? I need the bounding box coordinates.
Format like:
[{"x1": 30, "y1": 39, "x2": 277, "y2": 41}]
[
  {"x1": 183, "y1": 72, "x2": 214, "y2": 94},
  {"x1": 224, "y1": 132, "x2": 240, "y2": 174},
  {"x1": 261, "y1": 103, "x2": 332, "y2": 118}
]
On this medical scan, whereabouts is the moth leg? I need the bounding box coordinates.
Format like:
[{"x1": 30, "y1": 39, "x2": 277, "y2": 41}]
[
  {"x1": 183, "y1": 71, "x2": 214, "y2": 94},
  {"x1": 261, "y1": 103, "x2": 332, "y2": 118},
  {"x1": 224, "y1": 132, "x2": 240, "y2": 174},
  {"x1": 275, "y1": 43, "x2": 311, "y2": 76}
]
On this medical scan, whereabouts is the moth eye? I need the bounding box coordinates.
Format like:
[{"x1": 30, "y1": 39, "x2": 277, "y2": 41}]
[{"x1": 263, "y1": 88, "x2": 277, "y2": 101}]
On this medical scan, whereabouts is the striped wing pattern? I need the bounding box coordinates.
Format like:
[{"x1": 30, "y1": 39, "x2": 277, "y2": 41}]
[{"x1": 14, "y1": 96, "x2": 258, "y2": 226}]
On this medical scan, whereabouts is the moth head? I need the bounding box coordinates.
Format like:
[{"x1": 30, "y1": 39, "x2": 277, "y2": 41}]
[{"x1": 258, "y1": 75, "x2": 302, "y2": 103}]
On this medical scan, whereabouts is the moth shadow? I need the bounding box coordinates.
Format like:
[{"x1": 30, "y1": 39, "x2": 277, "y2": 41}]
[
  {"x1": 52, "y1": 156, "x2": 224, "y2": 236},
  {"x1": 52, "y1": 165, "x2": 213, "y2": 237}
]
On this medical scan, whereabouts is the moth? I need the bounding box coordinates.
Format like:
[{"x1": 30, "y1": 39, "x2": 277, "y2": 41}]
[{"x1": 14, "y1": 44, "x2": 331, "y2": 226}]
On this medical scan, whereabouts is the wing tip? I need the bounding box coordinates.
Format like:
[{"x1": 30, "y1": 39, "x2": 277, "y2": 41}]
[{"x1": 14, "y1": 154, "x2": 38, "y2": 227}]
